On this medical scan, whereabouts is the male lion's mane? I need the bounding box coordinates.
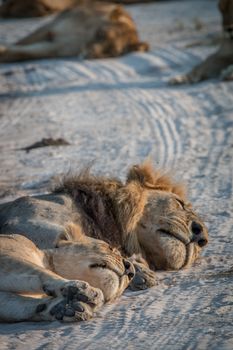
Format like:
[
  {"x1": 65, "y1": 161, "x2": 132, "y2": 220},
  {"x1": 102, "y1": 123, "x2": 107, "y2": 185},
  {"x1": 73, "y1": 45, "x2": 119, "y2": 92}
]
[{"x1": 53, "y1": 162, "x2": 186, "y2": 254}]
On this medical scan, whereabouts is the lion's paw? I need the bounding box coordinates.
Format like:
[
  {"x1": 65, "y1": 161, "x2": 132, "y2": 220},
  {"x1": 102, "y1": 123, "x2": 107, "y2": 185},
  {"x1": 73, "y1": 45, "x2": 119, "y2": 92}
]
[
  {"x1": 60, "y1": 281, "x2": 104, "y2": 309},
  {"x1": 43, "y1": 280, "x2": 104, "y2": 310},
  {"x1": 50, "y1": 298, "x2": 93, "y2": 322},
  {"x1": 37, "y1": 281, "x2": 104, "y2": 322},
  {"x1": 169, "y1": 74, "x2": 190, "y2": 85},
  {"x1": 129, "y1": 263, "x2": 156, "y2": 291},
  {"x1": 35, "y1": 295, "x2": 92, "y2": 322},
  {"x1": 169, "y1": 69, "x2": 206, "y2": 85}
]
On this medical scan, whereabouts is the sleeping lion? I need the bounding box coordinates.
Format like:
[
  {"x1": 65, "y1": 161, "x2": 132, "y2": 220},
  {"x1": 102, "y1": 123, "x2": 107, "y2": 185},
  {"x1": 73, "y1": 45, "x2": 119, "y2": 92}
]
[
  {"x1": 0, "y1": 1, "x2": 149, "y2": 62},
  {"x1": 0, "y1": 0, "x2": 155, "y2": 18},
  {"x1": 170, "y1": 0, "x2": 233, "y2": 84},
  {"x1": 0, "y1": 0, "x2": 79, "y2": 17},
  {"x1": 0, "y1": 162, "x2": 208, "y2": 322},
  {"x1": 0, "y1": 224, "x2": 134, "y2": 322}
]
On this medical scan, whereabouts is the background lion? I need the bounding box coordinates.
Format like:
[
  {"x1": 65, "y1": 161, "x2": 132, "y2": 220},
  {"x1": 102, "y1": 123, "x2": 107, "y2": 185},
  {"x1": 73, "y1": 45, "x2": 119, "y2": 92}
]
[
  {"x1": 0, "y1": 162, "x2": 209, "y2": 294},
  {"x1": 0, "y1": 0, "x2": 77, "y2": 17},
  {"x1": 0, "y1": 0, "x2": 79, "y2": 17},
  {"x1": 0, "y1": 223, "x2": 134, "y2": 322},
  {"x1": 170, "y1": 0, "x2": 233, "y2": 84},
  {"x1": 0, "y1": 1, "x2": 149, "y2": 62},
  {"x1": 0, "y1": 0, "x2": 156, "y2": 18}
]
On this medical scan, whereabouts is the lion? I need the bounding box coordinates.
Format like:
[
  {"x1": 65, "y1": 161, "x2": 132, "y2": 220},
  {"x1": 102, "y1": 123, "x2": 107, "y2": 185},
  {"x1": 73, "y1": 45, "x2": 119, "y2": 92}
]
[
  {"x1": 0, "y1": 223, "x2": 135, "y2": 322},
  {"x1": 0, "y1": 0, "x2": 156, "y2": 18},
  {"x1": 0, "y1": 0, "x2": 74, "y2": 18},
  {"x1": 0, "y1": 162, "x2": 208, "y2": 295},
  {"x1": 0, "y1": 0, "x2": 79, "y2": 18},
  {"x1": 0, "y1": 1, "x2": 149, "y2": 62},
  {"x1": 170, "y1": 0, "x2": 233, "y2": 84}
]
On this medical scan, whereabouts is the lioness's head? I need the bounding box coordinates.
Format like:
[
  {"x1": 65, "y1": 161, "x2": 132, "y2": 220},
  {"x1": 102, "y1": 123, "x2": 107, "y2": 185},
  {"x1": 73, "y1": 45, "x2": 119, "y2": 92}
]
[
  {"x1": 219, "y1": 0, "x2": 233, "y2": 32},
  {"x1": 52, "y1": 224, "x2": 135, "y2": 302},
  {"x1": 125, "y1": 163, "x2": 208, "y2": 270}
]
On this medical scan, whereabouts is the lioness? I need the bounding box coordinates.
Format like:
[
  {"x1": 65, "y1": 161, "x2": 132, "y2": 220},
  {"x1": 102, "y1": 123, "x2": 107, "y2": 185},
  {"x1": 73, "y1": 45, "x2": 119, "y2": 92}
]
[
  {"x1": 0, "y1": 0, "x2": 155, "y2": 18},
  {"x1": 0, "y1": 1, "x2": 149, "y2": 62},
  {"x1": 0, "y1": 223, "x2": 134, "y2": 322},
  {"x1": 0, "y1": 0, "x2": 79, "y2": 17},
  {"x1": 170, "y1": 0, "x2": 233, "y2": 84},
  {"x1": 0, "y1": 162, "x2": 208, "y2": 294}
]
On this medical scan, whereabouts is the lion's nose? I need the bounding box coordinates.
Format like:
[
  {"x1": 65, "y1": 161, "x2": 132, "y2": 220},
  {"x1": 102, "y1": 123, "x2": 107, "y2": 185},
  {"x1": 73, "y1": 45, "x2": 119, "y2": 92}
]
[
  {"x1": 123, "y1": 259, "x2": 135, "y2": 279},
  {"x1": 191, "y1": 221, "x2": 208, "y2": 247}
]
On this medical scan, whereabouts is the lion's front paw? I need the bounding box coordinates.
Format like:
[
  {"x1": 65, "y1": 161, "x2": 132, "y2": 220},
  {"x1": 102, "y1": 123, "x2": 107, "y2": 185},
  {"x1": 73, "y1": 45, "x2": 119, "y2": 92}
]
[
  {"x1": 169, "y1": 67, "x2": 206, "y2": 85},
  {"x1": 43, "y1": 280, "x2": 104, "y2": 310},
  {"x1": 129, "y1": 263, "x2": 156, "y2": 291},
  {"x1": 35, "y1": 295, "x2": 93, "y2": 322},
  {"x1": 60, "y1": 281, "x2": 104, "y2": 310},
  {"x1": 49, "y1": 298, "x2": 93, "y2": 322},
  {"x1": 169, "y1": 74, "x2": 190, "y2": 85},
  {"x1": 36, "y1": 281, "x2": 104, "y2": 322}
]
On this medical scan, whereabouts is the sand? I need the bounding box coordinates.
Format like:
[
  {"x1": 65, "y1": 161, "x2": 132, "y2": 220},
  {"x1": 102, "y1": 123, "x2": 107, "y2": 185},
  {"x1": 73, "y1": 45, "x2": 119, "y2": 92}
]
[{"x1": 0, "y1": 0, "x2": 232, "y2": 349}]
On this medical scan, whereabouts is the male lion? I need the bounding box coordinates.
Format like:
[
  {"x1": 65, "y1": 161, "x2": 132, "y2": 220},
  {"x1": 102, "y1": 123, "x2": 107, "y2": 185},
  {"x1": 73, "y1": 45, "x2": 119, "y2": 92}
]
[
  {"x1": 0, "y1": 223, "x2": 135, "y2": 322},
  {"x1": 170, "y1": 0, "x2": 233, "y2": 84},
  {"x1": 0, "y1": 162, "x2": 208, "y2": 295},
  {"x1": 0, "y1": 1, "x2": 149, "y2": 62}
]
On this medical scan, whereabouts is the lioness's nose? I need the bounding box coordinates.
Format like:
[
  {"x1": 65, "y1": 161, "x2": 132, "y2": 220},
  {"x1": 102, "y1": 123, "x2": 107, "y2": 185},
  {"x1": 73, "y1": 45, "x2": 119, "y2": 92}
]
[
  {"x1": 191, "y1": 221, "x2": 208, "y2": 247},
  {"x1": 123, "y1": 259, "x2": 135, "y2": 279}
]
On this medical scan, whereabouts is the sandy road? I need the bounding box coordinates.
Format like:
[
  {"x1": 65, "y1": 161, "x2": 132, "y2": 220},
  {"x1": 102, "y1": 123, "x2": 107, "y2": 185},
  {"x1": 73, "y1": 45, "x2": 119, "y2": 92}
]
[{"x1": 0, "y1": 1, "x2": 232, "y2": 349}]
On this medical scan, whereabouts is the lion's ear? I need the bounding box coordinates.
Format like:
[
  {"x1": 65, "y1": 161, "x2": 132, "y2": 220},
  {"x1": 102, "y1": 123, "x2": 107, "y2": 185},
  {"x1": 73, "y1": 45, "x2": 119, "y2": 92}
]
[
  {"x1": 55, "y1": 223, "x2": 87, "y2": 247},
  {"x1": 64, "y1": 223, "x2": 84, "y2": 241},
  {"x1": 127, "y1": 161, "x2": 167, "y2": 189},
  {"x1": 126, "y1": 161, "x2": 160, "y2": 188},
  {"x1": 126, "y1": 161, "x2": 187, "y2": 200}
]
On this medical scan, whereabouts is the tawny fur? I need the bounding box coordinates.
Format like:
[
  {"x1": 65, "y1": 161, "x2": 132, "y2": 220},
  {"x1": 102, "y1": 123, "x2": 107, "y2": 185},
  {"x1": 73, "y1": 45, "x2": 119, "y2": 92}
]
[
  {"x1": 0, "y1": 162, "x2": 209, "y2": 323},
  {"x1": 0, "y1": 161, "x2": 208, "y2": 272},
  {"x1": 0, "y1": 0, "x2": 157, "y2": 18},
  {"x1": 0, "y1": 223, "x2": 134, "y2": 322},
  {"x1": 0, "y1": 1, "x2": 149, "y2": 62},
  {"x1": 0, "y1": 0, "x2": 78, "y2": 17},
  {"x1": 51, "y1": 161, "x2": 208, "y2": 270},
  {"x1": 170, "y1": 0, "x2": 233, "y2": 84}
]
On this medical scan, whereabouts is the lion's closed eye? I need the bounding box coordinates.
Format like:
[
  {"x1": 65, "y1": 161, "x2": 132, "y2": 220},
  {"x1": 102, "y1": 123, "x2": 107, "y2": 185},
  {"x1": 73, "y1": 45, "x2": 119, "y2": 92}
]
[
  {"x1": 175, "y1": 199, "x2": 185, "y2": 209},
  {"x1": 89, "y1": 263, "x2": 107, "y2": 269}
]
